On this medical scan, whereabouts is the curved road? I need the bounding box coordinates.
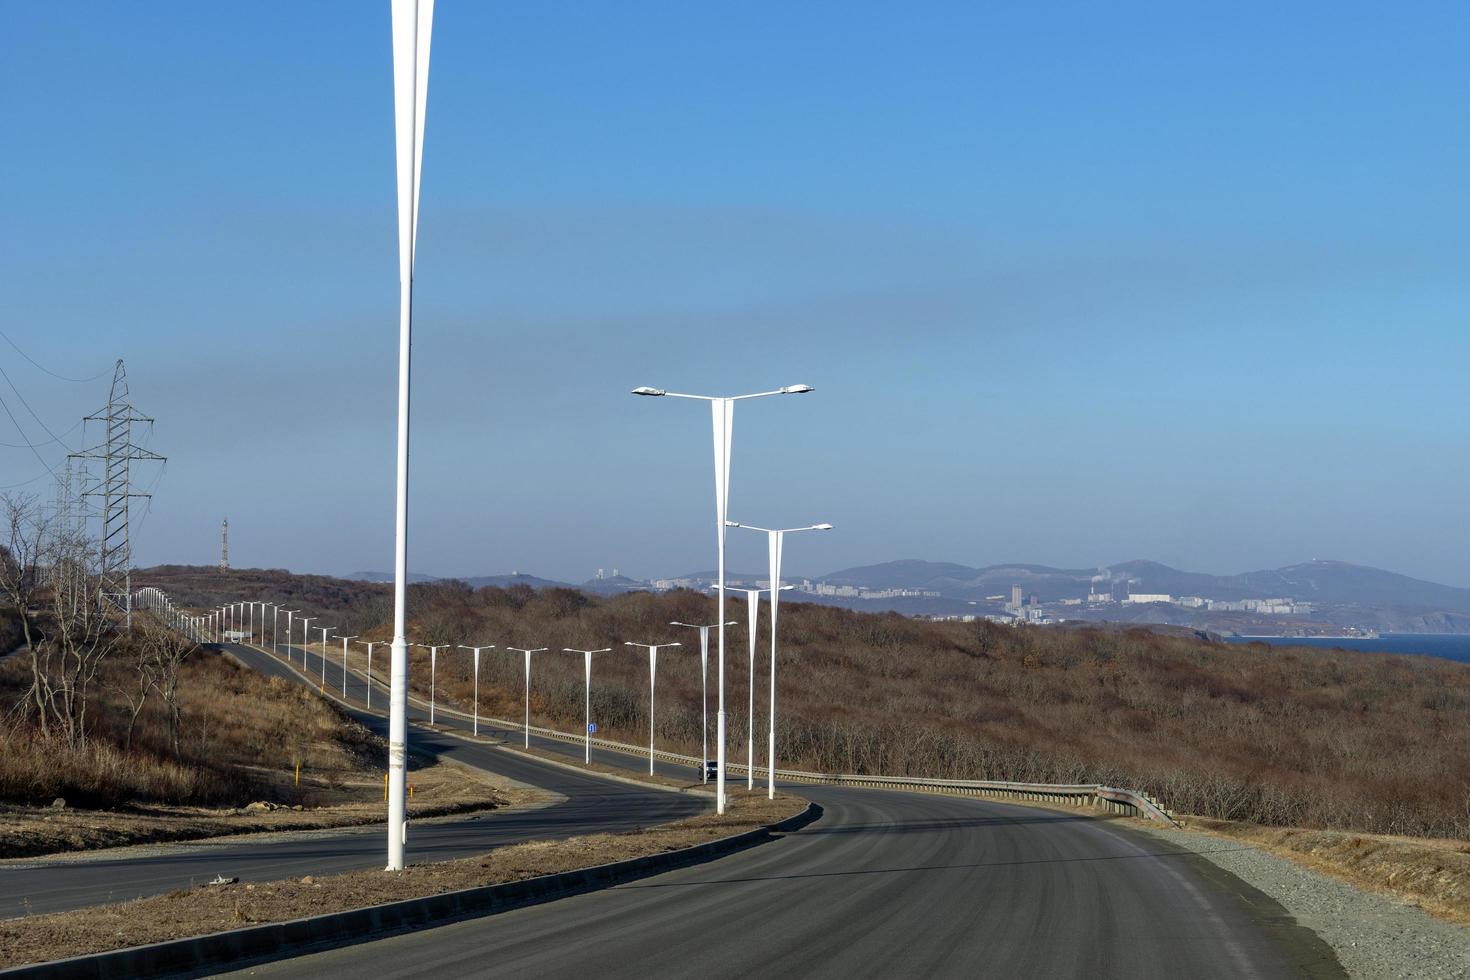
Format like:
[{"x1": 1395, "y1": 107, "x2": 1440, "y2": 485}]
[
  {"x1": 0, "y1": 643, "x2": 703, "y2": 918},
  {"x1": 227, "y1": 784, "x2": 1341, "y2": 978},
  {"x1": 216, "y1": 643, "x2": 1343, "y2": 979}
]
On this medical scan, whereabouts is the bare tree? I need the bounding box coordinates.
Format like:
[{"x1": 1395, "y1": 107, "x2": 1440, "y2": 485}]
[
  {"x1": 115, "y1": 633, "x2": 158, "y2": 753},
  {"x1": 142, "y1": 618, "x2": 197, "y2": 759},
  {"x1": 39, "y1": 523, "x2": 115, "y2": 748},
  {"x1": 1, "y1": 494, "x2": 53, "y2": 736}
]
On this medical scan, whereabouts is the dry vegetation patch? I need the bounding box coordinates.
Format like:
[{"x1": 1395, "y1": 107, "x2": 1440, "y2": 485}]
[
  {"x1": 1179, "y1": 816, "x2": 1470, "y2": 927},
  {"x1": 0, "y1": 792, "x2": 803, "y2": 970},
  {"x1": 332, "y1": 580, "x2": 1470, "y2": 839}
]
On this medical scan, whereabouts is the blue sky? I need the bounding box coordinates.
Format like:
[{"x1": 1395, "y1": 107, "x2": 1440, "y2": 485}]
[{"x1": 3, "y1": 2, "x2": 1470, "y2": 585}]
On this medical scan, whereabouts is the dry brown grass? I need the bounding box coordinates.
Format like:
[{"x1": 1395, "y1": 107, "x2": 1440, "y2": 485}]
[
  {"x1": 0, "y1": 639, "x2": 379, "y2": 810},
  {"x1": 1178, "y1": 816, "x2": 1470, "y2": 927},
  {"x1": 369, "y1": 582, "x2": 1470, "y2": 839},
  {"x1": 0, "y1": 792, "x2": 804, "y2": 970}
]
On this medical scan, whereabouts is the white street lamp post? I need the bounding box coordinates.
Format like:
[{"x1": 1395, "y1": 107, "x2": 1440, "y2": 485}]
[
  {"x1": 727, "y1": 586, "x2": 793, "y2": 788},
  {"x1": 632, "y1": 383, "x2": 813, "y2": 813},
  {"x1": 385, "y1": 0, "x2": 435, "y2": 873},
  {"x1": 456, "y1": 644, "x2": 495, "y2": 736},
  {"x1": 507, "y1": 648, "x2": 548, "y2": 747},
  {"x1": 285, "y1": 611, "x2": 301, "y2": 664},
  {"x1": 317, "y1": 626, "x2": 335, "y2": 685},
  {"x1": 563, "y1": 648, "x2": 610, "y2": 763},
  {"x1": 357, "y1": 640, "x2": 381, "y2": 710},
  {"x1": 728, "y1": 521, "x2": 833, "y2": 798},
  {"x1": 340, "y1": 635, "x2": 359, "y2": 697},
  {"x1": 624, "y1": 642, "x2": 681, "y2": 775},
  {"x1": 670, "y1": 620, "x2": 737, "y2": 782},
  {"x1": 414, "y1": 644, "x2": 448, "y2": 725}
]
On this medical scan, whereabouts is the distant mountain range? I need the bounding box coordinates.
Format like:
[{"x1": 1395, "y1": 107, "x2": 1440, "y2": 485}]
[
  {"x1": 349, "y1": 558, "x2": 1470, "y2": 614},
  {"x1": 818, "y1": 558, "x2": 1470, "y2": 612}
]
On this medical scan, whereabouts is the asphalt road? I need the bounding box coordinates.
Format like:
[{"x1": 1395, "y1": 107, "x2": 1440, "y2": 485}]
[
  {"x1": 226, "y1": 783, "x2": 1342, "y2": 979},
  {"x1": 0, "y1": 643, "x2": 704, "y2": 918},
  {"x1": 216, "y1": 644, "x2": 1345, "y2": 979}
]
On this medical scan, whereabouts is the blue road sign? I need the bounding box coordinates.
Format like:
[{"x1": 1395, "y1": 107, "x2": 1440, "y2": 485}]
[{"x1": 587, "y1": 723, "x2": 597, "y2": 733}]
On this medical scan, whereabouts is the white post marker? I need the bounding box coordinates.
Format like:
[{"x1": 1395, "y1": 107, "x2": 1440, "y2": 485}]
[
  {"x1": 631, "y1": 383, "x2": 813, "y2": 813},
  {"x1": 563, "y1": 648, "x2": 610, "y2": 763},
  {"x1": 386, "y1": 0, "x2": 434, "y2": 873},
  {"x1": 728, "y1": 521, "x2": 833, "y2": 798},
  {"x1": 457, "y1": 645, "x2": 495, "y2": 736},
  {"x1": 508, "y1": 647, "x2": 547, "y2": 747},
  {"x1": 624, "y1": 642, "x2": 680, "y2": 774},
  {"x1": 340, "y1": 635, "x2": 358, "y2": 696}
]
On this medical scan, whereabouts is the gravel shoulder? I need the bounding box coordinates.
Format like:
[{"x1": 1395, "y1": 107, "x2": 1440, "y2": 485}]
[{"x1": 1126, "y1": 820, "x2": 1470, "y2": 980}]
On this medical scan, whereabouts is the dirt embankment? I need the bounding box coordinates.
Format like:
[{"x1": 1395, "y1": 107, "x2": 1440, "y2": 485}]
[{"x1": 0, "y1": 791, "x2": 804, "y2": 970}]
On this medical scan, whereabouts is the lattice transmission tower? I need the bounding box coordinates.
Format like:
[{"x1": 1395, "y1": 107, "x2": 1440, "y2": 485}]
[{"x1": 68, "y1": 360, "x2": 165, "y2": 627}]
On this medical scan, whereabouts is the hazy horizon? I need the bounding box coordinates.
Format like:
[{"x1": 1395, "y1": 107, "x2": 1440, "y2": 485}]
[{"x1": 7, "y1": 4, "x2": 1470, "y2": 587}]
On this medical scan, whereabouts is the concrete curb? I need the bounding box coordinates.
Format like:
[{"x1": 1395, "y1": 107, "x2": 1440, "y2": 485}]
[{"x1": 1, "y1": 802, "x2": 820, "y2": 980}]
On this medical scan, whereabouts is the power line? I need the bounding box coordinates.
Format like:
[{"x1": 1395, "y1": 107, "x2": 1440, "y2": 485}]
[
  {"x1": 0, "y1": 389, "x2": 60, "y2": 481},
  {"x1": 0, "y1": 329, "x2": 109, "y2": 383},
  {"x1": 0, "y1": 416, "x2": 81, "y2": 449}
]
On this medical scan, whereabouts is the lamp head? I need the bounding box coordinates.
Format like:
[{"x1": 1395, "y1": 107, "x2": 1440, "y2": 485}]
[
  {"x1": 812, "y1": 523, "x2": 834, "y2": 530},
  {"x1": 630, "y1": 386, "x2": 666, "y2": 397},
  {"x1": 779, "y1": 384, "x2": 815, "y2": 394}
]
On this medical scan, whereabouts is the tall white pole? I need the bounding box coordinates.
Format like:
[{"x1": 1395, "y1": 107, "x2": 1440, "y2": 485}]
[
  {"x1": 584, "y1": 651, "x2": 592, "y2": 764},
  {"x1": 747, "y1": 589, "x2": 758, "y2": 789},
  {"x1": 767, "y1": 530, "x2": 784, "y2": 799},
  {"x1": 272, "y1": 606, "x2": 279, "y2": 654},
  {"x1": 366, "y1": 643, "x2": 375, "y2": 710},
  {"x1": 341, "y1": 635, "x2": 356, "y2": 697},
  {"x1": 319, "y1": 627, "x2": 331, "y2": 685},
  {"x1": 430, "y1": 647, "x2": 437, "y2": 725},
  {"x1": 387, "y1": 0, "x2": 434, "y2": 874},
  {"x1": 648, "y1": 647, "x2": 657, "y2": 774},
  {"x1": 711, "y1": 397, "x2": 732, "y2": 813},
  {"x1": 700, "y1": 626, "x2": 709, "y2": 781},
  {"x1": 473, "y1": 648, "x2": 480, "y2": 736},
  {"x1": 300, "y1": 617, "x2": 314, "y2": 670},
  {"x1": 523, "y1": 649, "x2": 531, "y2": 747},
  {"x1": 286, "y1": 611, "x2": 296, "y2": 664}
]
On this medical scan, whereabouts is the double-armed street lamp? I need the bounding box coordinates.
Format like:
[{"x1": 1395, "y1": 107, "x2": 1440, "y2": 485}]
[
  {"x1": 631, "y1": 382, "x2": 814, "y2": 813},
  {"x1": 507, "y1": 647, "x2": 548, "y2": 747},
  {"x1": 728, "y1": 521, "x2": 833, "y2": 798},
  {"x1": 414, "y1": 644, "x2": 449, "y2": 725},
  {"x1": 283, "y1": 610, "x2": 301, "y2": 663},
  {"x1": 563, "y1": 648, "x2": 611, "y2": 763},
  {"x1": 456, "y1": 644, "x2": 495, "y2": 735},
  {"x1": 669, "y1": 620, "x2": 737, "y2": 782},
  {"x1": 624, "y1": 641, "x2": 681, "y2": 775}
]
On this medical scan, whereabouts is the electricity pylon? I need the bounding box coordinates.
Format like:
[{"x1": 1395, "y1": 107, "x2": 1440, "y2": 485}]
[{"x1": 69, "y1": 360, "x2": 165, "y2": 628}]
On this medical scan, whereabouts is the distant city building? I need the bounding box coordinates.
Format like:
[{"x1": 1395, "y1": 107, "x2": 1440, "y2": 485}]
[{"x1": 1123, "y1": 593, "x2": 1172, "y2": 604}]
